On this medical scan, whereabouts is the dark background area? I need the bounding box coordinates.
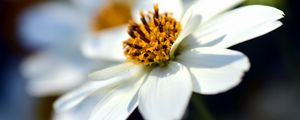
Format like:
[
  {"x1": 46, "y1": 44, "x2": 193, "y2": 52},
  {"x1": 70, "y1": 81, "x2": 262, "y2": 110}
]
[{"x1": 0, "y1": 0, "x2": 299, "y2": 120}]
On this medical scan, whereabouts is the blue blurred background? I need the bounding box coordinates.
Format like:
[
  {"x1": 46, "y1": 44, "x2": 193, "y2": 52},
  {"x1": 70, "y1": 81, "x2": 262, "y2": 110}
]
[{"x1": 0, "y1": 0, "x2": 299, "y2": 120}]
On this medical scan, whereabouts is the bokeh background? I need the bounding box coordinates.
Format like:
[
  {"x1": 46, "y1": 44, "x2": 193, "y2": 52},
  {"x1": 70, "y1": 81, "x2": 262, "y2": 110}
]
[{"x1": 0, "y1": 0, "x2": 299, "y2": 120}]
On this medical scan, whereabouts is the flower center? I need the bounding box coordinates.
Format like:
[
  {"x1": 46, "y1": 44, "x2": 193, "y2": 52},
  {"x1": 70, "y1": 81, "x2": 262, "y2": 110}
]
[
  {"x1": 92, "y1": 2, "x2": 132, "y2": 32},
  {"x1": 123, "y1": 4, "x2": 182, "y2": 66}
]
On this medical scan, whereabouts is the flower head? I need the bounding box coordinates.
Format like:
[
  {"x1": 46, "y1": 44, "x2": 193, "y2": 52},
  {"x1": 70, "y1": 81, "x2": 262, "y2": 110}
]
[
  {"x1": 124, "y1": 4, "x2": 182, "y2": 65},
  {"x1": 55, "y1": 0, "x2": 284, "y2": 119}
]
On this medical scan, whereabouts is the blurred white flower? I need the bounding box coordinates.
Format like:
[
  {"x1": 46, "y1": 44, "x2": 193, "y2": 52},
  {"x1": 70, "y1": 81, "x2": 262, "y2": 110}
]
[
  {"x1": 55, "y1": 0, "x2": 283, "y2": 119},
  {"x1": 20, "y1": 0, "x2": 133, "y2": 97}
]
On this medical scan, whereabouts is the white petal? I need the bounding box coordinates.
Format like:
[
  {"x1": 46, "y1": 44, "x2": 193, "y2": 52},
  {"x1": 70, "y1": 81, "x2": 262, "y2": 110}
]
[
  {"x1": 26, "y1": 78, "x2": 82, "y2": 97},
  {"x1": 18, "y1": 2, "x2": 87, "y2": 49},
  {"x1": 53, "y1": 112, "x2": 83, "y2": 120},
  {"x1": 81, "y1": 25, "x2": 128, "y2": 61},
  {"x1": 89, "y1": 72, "x2": 147, "y2": 120},
  {"x1": 132, "y1": 0, "x2": 183, "y2": 22},
  {"x1": 170, "y1": 6, "x2": 202, "y2": 57},
  {"x1": 214, "y1": 21, "x2": 283, "y2": 48},
  {"x1": 89, "y1": 62, "x2": 144, "y2": 81},
  {"x1": 138, "y1": 62, "x2": 192, "y2": 120},
  {"x1": 177, "y1": 47, "x2": 250, "y2": 94},
  {"x1": 54, "y1": 79, "x2": 121, "y2": 112},
  {"x1": 55, "y1": 69, "x2": 146, "y2": 114},
  {"x1": 189, "y1": 5, "x2": 284, "y2": 49},
  {"x1": 182, "y1": 0, "x2": 199, "y2": 12},
  {"x1": 191, "y1": 0, "x2": 244, "y2": 24},
  {"x1": 21, "y1": 51, "x2": 86, "y2": 96}
]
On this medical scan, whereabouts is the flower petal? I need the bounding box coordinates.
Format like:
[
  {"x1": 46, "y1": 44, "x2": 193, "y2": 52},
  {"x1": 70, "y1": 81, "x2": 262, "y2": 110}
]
[
  {"x1": 81, "y1": 25, "x2": 128, "y2": 61},
  {"x1": 88, "y1": 72, "x2": 147, "y2": 120},
  {"x1": 138, "y1": 62, "x2": 192, "y2": 120},
  {"x1": 53, "y1": 112, "x2": 83, "y2": 120},
  {"x1": 191, "y1": 0, "x2": 244, "y2": 24},
  {"x1": 89, "y1": 62, "x2": 144, "y2": 81},
  {"x1": 182, "y1": 0, "x2": 199, "y2": 12},
  {"x1": 170, "y1": 6, "x2": 202, "y2": 57},
  {"x1": 21, "y1": 51, "x2": 86, "y2": 96},
  {"x1": 132, "y1": 0, "x2": 183, "y2": 22},
  {"x1": 177, "y1": 47, "x2": 250, "y2": 94},
  {"x1": 188, "y1": 5, "x2": 284, "y2": 49},
  {"x1": 18, "y1": 2, "x2": 87, "y2": 49},
  {"x1": 54, "y1": 79, "x2": 121, "y2": 112},
  {"x1": 55, "y1": 67, "x2": 146, "y2": 113}
]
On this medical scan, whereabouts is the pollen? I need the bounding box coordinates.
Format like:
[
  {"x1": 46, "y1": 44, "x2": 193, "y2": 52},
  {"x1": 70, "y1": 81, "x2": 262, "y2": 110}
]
[{"x1": 123, "y1": 4, "x2": 182, "y2": 66}]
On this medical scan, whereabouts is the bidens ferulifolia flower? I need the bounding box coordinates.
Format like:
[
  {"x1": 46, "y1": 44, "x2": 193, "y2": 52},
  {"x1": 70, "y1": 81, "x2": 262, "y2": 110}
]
[{"x1": 55, "y1": 0, "x2": 284, "y2": 119}]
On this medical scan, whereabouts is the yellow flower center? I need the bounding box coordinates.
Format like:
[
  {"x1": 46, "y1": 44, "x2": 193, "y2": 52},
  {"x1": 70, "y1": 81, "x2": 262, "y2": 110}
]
[
  {"x1": 123, "y1": 4, "x2": 182, "y2": 66},
  {"x1": 92, "y1": 2, "x2": 132, "y2": 31}
]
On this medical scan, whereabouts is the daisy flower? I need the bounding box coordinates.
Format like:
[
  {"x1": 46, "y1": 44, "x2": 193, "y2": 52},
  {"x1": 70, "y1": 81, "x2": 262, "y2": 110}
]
[
  {"x1": 20, "y1": 0, "x2": 133, "y2": 97},
  {"x1": 55, "y1": 0, "x2": 284, "y2": 119}
]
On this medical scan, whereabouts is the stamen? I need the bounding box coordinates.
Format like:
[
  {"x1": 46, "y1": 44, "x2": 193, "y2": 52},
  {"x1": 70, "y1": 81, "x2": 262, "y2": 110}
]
[
  {"x1": 154, "y1": 5, "x2": 159, "y2": 19},
  {"x1": 123, "y1": 4, "x2": 182, "y2": 66},
  {"x1": 140, "y1": 12, "x2": 151, "y2": 33}
]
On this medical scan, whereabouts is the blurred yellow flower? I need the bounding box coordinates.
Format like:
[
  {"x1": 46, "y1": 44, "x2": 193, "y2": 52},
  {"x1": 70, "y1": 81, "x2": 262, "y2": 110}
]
[{"x1": 20, "y1": 0, "x2": 133, "y2": 97}]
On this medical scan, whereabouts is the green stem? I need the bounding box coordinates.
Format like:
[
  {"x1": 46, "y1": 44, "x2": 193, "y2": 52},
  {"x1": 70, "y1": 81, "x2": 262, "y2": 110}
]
[{"x1": 190, "y1": 95, "x2": 214, "y2": 120}]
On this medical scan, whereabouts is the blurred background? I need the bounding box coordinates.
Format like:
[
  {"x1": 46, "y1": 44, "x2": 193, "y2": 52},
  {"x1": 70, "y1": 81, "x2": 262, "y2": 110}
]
[{"x1": 0, "y1": 0, "x2": 299, "y2": 120}]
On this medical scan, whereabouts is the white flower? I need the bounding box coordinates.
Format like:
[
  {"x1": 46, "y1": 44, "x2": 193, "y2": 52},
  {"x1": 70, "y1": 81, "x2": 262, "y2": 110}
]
[
  {"x1": 20, "y1": 0, "x2": 132, "y2": 97},
  {"x1": 55, "y1": 0, "x2": 284, "y2": 119}
]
